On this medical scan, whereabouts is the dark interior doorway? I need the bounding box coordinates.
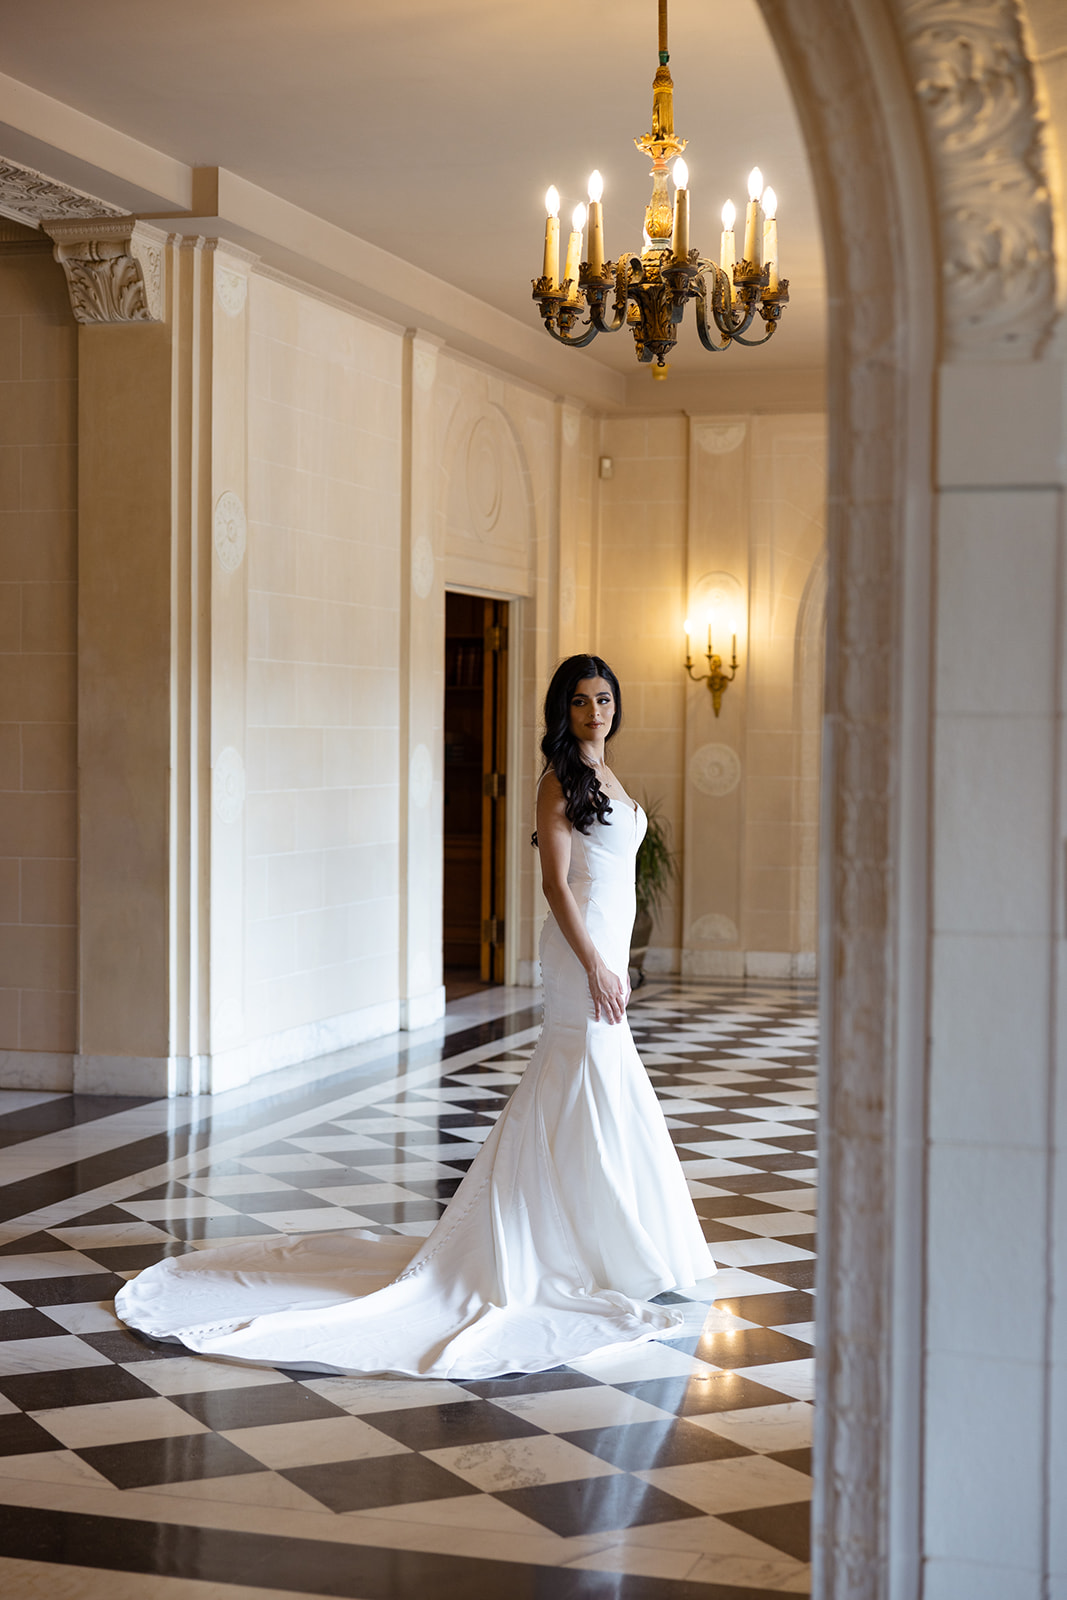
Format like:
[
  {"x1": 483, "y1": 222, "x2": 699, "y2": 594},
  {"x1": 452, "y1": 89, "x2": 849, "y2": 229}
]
[{"x1": 443, "y1": 592, "x2": 509, "y2": 989}]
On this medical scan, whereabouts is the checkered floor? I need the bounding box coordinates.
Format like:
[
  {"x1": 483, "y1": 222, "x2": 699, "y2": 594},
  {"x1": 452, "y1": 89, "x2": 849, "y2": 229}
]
[{"x1": 0, "y1": 978, "x2": 817, "y2": 1599}]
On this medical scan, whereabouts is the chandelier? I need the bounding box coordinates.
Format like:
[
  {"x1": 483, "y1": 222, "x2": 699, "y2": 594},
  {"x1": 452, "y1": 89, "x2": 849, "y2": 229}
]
[{"x1": 532, "y1": 0, "x2": 789, "y2": 372}]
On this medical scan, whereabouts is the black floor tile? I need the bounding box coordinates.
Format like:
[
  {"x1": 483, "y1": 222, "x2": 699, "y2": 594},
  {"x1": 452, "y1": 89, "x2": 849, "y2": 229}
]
[
  {"x1": 0, "y1": 1364, "x2": 160, "y2": 1411},
  {"x1": 460, "y1": 1369, "x2": 604, "y2": 1399},
  {"x1": 7, "y1": 1271, "x2": 128, "y2": 1306},
  {"x1": 619, "y1": 1371, "x2": 796, "y2": 1416},
  {"x1": 718, "y1": 1499, "x2": 812, "y2": 1562},
  {"x1": 0, "y1": 1229, "x2": 72, "y2": 1255},
  {"x1": 497, "y1": 1472, "x2": 705, "y2": 1537},
  {"x1": 78, "y1": 1328, "x2": 190, "y2": 1363},
  {"x1": 770, "y1": 1446, "x2": 813, "y2": 1475},
  {"x1": 77, "y1": 1430, "x2": 265, "y2": 1489},
  {"x1": 750, "y1": 1260, "x2": 817, "y2": 1290},
  {"x1": 0, "y1": 1411, "x2": 64, "y2": 1456},
  {"x1": 172, "y1": 1381, "x2": 349, "y2": 1431},
  {"x1": 670, "y1": 1327, "x2": 814, "y2": 1369},
  {"x1": 84, "y1": 1241, "x2": 190, "y2": 1272},
  {"x1": 284, "y1": 1451, "x2": 479, "y2": 1513},
  {"x1": 713, "y1": 1290, "x2": 816, "y2": 1326},
  {"x1": 558, "y1": 1417, "x2": 753, "y2": 1471},
  {"x1": 0, "y1": 1307, "x2": 70, "y2": 1340},
  {"x1": 365, "y1": 1399, "x2": 546, "y2": 1450},
  {"x1": 356, "y1": 1199, "x2": 446, "y2": 1225}
]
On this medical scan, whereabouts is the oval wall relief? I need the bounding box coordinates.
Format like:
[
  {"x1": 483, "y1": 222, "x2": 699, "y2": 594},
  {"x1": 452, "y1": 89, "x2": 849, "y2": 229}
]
[
  {"x1": 689, "y1": 742, "x2": 741, "y2": 797},
  {"x1": 213, "y1": 491, "x2": 247, "y2": 573},
  {"x1": 212, "y1": 746, "x2": 246, "y2": 824},
  {"x1": 466, "y1": 416, "x2": 504, "y2": 536}
]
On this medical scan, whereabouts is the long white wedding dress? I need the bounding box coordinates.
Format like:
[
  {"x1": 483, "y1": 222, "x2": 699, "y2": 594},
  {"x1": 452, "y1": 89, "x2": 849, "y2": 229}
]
[{"x1": 116, "y1": 799, "x2": 715, "y2": 1379}]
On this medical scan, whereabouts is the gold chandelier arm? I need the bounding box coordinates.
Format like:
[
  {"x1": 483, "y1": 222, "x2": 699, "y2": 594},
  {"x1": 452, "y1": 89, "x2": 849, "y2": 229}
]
[
  {"x1": 542, "y1": 316, "x2": 601, "y2": 349},
  {"x1": 692, "y1": 268, "x2": 738, "y2": 352},
  {"x1": 587, "y1": 257, "x2": 632, "y2": 333}
]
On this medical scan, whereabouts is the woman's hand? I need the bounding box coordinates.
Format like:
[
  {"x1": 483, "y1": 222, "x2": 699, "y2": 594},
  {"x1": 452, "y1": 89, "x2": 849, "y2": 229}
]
[{"x1": 588, "y1": 959, "x2": 628, "y2": 1025}]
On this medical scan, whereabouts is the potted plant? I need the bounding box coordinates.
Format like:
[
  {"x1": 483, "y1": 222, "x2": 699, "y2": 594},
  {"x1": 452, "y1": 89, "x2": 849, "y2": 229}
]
[{"x1": 630, "y1": 799, "x2": 677, "y2": 986}]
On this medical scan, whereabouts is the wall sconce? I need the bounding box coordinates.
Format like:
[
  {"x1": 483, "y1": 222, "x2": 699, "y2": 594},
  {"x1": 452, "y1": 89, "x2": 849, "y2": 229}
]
[
  {"x1": 683, "y1": 571, "x2": 743, "y2": 716},
  {"x1": 684, "y1": 619, "x2": 738, "y2": 715}
]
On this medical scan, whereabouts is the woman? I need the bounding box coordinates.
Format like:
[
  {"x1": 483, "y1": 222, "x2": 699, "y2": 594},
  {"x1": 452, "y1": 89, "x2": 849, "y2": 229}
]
[{"x1": 115, "y1": 654, "x2": 715, "y2": 1378}]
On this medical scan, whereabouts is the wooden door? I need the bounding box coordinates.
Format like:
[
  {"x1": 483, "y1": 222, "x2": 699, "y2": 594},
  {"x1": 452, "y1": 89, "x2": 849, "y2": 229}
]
[{"x1": 480, "y1": 601, "x2": 508, "y2": 982}]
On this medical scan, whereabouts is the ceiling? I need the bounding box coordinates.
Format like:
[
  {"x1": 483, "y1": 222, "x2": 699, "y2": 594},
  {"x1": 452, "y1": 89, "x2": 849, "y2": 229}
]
[{"x1": 0, "y1": 0, "x2": 826, "y2": 399}]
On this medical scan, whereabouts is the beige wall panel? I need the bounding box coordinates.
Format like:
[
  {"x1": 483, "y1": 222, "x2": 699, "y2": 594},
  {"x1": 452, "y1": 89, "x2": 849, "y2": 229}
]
[
  {"x1": 77, "y1": 318, "x2": 174, "y2": 1062},
  {"x1": 244, "y1": 274, "x2": 404, "y2": 1055},
  {"x1": 0, "y1": 246, "x2": 79, "y2": 1078}
]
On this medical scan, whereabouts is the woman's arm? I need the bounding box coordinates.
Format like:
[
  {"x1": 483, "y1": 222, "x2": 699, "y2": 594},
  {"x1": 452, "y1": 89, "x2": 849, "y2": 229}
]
[{"x1": 536, "y1": 770, "x2": 628, "y2": 1024}]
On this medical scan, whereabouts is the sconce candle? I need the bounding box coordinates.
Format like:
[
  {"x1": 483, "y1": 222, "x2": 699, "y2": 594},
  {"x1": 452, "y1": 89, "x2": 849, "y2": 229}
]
[
  {"x1": 563, "y1": 203, "x2": 586, "y2": 302},
  {"x1": 544, "y1": 186, "x2": 561, "y2": 288},
  {"x1": 587, "y1": 170, "x2": 605, "y2": 274},
  {"x1": 762, "y1": 187, "x2": 779, "y2": 291},
  {"x1": 743, "y1": 166, "x2": 763, "y2": 265},
  {"x1": 672, "y1": 158, "x2": 690, "y2": 262}
]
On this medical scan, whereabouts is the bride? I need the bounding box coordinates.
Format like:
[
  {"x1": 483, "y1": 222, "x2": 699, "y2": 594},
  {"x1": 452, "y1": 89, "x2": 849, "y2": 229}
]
[{"x1": 116, "y1": 654, "x2": 715, "y2": 1379}]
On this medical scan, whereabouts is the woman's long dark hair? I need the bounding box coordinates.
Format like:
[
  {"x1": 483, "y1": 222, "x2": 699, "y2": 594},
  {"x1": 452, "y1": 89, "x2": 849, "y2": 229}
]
[{"x1": 537, "y1": 654, "x2": 623, "y2": 838}]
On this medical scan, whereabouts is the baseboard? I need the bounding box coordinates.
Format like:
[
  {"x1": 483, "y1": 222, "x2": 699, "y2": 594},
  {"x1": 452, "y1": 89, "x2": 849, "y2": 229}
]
[
  {"x1": 0, "y1": 1050, "x2": 75, "y2": 1092},
  {"x1": 681, "y1": 950, "x2": 817, "y2": 979},
  {"x1": 399, "y1": 986, "x2": 446, "y2": 1031},
  {"x1": 642, "y1": 947, "x2": 681, "y2": 975},
  {"x1": 70, "y1": 997, "x2": 403, "y2": 1098}
]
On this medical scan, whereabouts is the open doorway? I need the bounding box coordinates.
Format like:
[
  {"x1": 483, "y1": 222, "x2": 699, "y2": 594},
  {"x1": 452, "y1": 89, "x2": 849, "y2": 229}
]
[{"x1": 442, "y1": 592, "x2": 509, "y2": 997}]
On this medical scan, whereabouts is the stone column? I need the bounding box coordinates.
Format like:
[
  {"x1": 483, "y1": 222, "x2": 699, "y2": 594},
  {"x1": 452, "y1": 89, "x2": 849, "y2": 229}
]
[
  {"x1": 398, "y1": 331, "x2": 446, "y2": 1030},
  {"x1": 48, "y1": 220, "x2": 259, "y2": 1093}
]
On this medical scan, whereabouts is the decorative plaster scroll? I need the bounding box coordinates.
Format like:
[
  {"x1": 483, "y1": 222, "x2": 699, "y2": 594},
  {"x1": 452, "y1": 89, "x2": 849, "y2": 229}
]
[
  {"x1": 412, "y1": 535, "x2": 435, "y2": 599},
  {"x1": 688, "y1": 912, "x2": 739, "y2": 945},
  {"x1": 44, "y1": 219, "x2": 166, "y2": 324},
  {"x1": 689, "y1": 743, "x2": 741, "y2": 796},
  {"x1": 895, "y1": 0, "x2": 1057, "y2": 359},
  {"x1": 215, "y1": 265, "x2": 248, "y2": 317},
  {"x1": 0, "y1": 156, "x2": 128, "y2": 228},
  {"x1": 697, "y1": 422, "x2": 747, "y2": 454},
  {"x1": 213, "y1": 491, "x2": 247, "y2": 573},
  {"x1": 212, "y1": 748, "x2": 246, "y2": 825},
  {"x1": 409, "y1": 744, "x2": 433, "y2": 809}
]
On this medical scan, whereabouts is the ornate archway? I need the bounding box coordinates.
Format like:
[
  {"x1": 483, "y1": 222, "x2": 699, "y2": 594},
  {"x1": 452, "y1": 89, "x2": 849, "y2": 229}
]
[{"x1": 755, "y1": 1, "x2": 1058, "y2": 1592}]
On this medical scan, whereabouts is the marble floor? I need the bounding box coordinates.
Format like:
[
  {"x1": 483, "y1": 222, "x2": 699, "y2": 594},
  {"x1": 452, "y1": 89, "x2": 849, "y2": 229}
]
[{"x1": 0, "y1": 977, "x2": 817, "y2": 1599}]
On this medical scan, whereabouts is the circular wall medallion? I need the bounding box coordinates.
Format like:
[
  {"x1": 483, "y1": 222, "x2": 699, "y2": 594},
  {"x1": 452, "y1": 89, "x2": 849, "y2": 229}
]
[
  {"x1": 410, "y1": 743, "x2": 433, "y2": 809},
  {"x1": 697, "y1": 422, "x2": 747, "y2": 455},
  {"x1": 412, "y1": 534, "x2": 435, "y2": 599},
  {"x1": 213, "y1": 491, "x2": 247, "y2": 573},
  {"x1": 215, "y1": 266, "x2": 248, "y2": 317},
  {"x1": 689, "y1": 742, "x2": 742, "y2": 796},
  {"x1": 466, "y1": 417, "x2": 504, "y2": 536},
  {"x1": 688, "y1": 912, "x2": 739, "y2": 946},
  {"x1": 212, "y1": 746, "x2": 246, "y2": 824}
]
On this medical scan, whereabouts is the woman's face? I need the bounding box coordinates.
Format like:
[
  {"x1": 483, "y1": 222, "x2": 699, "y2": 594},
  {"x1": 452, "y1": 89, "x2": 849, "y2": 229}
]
[{"x1": 569, "y1": 677, "x2": 615, "y2": 747}]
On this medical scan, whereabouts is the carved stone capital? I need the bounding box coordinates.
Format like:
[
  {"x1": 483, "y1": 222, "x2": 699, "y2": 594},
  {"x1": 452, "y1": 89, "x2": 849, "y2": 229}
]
[
  {"x1": 894, "y1": 0, "x2": 1058, "y2": 360},
  {"x1": 43, "y1": 219, "x2": 169, "y2": 325}
]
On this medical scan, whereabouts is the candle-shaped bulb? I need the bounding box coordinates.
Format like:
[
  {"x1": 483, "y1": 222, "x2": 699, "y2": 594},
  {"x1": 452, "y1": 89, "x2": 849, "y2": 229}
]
[
  {"x1": 762, "y1": 186, "x2": 777, "y2": 220},
  {"x1": 587, "y1": 169, "x2": 603, "y2": 204},
  {"x1": 673, "y1": 157, "x2": 689, "y2": 191},
  {"x1": 684, "y1": 618, "x2": 692, "y2": 635},
  {"x1": 571, "y1": 202, "x2": 587, "y2": 233},
  {"x1": 748, "y1": 166, "x2": 764, "y2": 203},
  {"x1": 722, "y1": 199, "x2": 736, "y2": 231},
  {"x1": 545, "y1": 186, "x2": 560, "y2": 219}
]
